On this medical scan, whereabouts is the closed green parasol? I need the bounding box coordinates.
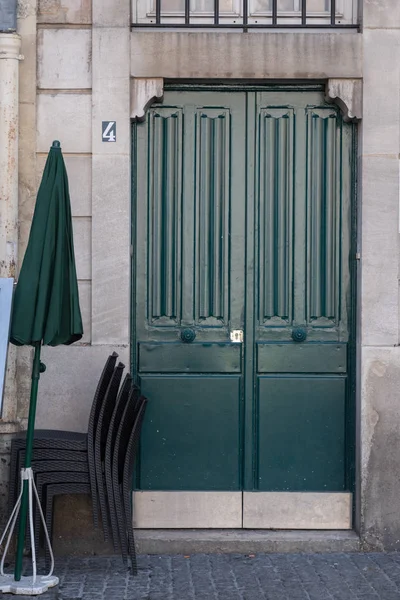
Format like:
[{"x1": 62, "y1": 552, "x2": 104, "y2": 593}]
[
  {"x1": 10, "y1": 141, "x2": 82, "y2": 348},
  {"x1": 3, "y1": 141, "x2": 83, "y2": 592}
]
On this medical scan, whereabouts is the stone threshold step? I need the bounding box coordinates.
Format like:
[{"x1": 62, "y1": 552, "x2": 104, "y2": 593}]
[{"x1": 135, "y1": 529, "x2": 360, "y2": 554}]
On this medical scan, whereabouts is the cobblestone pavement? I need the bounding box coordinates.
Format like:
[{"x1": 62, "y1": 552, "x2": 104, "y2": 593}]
[{"x1": 7, "y1": 553, "x2": 400, "y2": 600}]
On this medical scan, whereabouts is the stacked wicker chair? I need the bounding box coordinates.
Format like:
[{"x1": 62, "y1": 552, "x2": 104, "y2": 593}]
[{"x1": 8, "y1": 352, "x2": 148, "y2": 572}]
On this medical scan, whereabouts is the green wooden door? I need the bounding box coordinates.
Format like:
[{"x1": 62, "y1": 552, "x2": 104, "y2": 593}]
[{"x1": 132, "y1": 86, "x2": 355, "y2": 529}]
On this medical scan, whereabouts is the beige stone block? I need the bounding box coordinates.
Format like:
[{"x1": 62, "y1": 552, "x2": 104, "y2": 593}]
[
  {"x1": 19, "y1": 101, "x2": 37, "y2": 265},
  {"x1": 1, "y1": 345, "x2": 17, "y2": 424},
  {"x1": 78, "y1": 280, "x2": 91, "y2": 343},
  {"x1": 243, "y1": 493, "x2": 352, "y2": 529},
  {"x1": 363, "y1": 0, "x2": 400, "y2": 29},
  {"x1": 361, "y1": 156, "x2": 399, "y2": 346},
  {"x1": 36, "y1": 155, "x2": 92, "y2": 217},
  {"x1": 37, "y1": 94, "x2": 92, "y2": 153},
  {"x1": 92, "y1": 155, "x2": 130, "y2": 345},
  {"x1": 18, "y1": 221, "x2": 32, "y2": 270},
  {"x1": 363, "y1": 30, "x2": 400, "y2": 156},
  {"x1": 131, "y1": 32, "x2": 362, "y2": 79},
  {"x1": 36, "y1": 345, "x2": 129, "y2": 432},
  {"x1": 92, "y1": 0, "x2": 129, "y2": 27},
  {"x1": 72, "y1": 217, "x2": 91, "y2": 280},
  {"x1": 92, "y1": 28, "x2": 130, "y2": 155},
  {"x1": 18, "y1": 20, "x2": 36, "y2": 104},
  {"x1": 361, "y1": 346, "x2": 400, "y2": 549},
  {"x1": 133, "y1": 492, "x2": 242, "y2": 528},
  {"x1": 16, "y1": 346, "x2": 34, "y2": 423},
  {"x1": 38, "y1": 0, "x2": 92, "y2": 24},
  {"x1": 38, "y1": 29, "x2": 92, "y2": 90}
]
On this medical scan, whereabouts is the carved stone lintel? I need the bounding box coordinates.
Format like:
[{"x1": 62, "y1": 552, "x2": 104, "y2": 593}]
[
  {"x1": 325, "y1": 78, "x2": 362, "y2": 123},
  {"x1": 130, "y1": 78, "x2": 164, "y2": 122}
]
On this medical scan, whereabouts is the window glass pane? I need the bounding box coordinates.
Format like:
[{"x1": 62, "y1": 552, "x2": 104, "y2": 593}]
[
  {"x1": 251, "y1": 0, "x2": 271, "y2": 12},
  {"x1": 161, "y1": 0, "x2": 185, "y2": 11},
  {"x1": 192, "y1": 0, "x2": 213, "y2": 11},
  {"x1": 307, "y1": 0, "x2": 330, "y2": 12},
  {"x1": 278, "y1": 0, "x2": 297, "y2": 10}
]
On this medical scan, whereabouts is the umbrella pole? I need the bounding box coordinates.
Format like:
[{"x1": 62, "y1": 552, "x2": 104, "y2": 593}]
[{"x1": 14, "y1": 342, "x2": 41, "y2": 582}]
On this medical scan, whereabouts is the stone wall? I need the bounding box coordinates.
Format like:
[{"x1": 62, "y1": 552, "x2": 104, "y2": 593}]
[
  {"x1": 24, "y1": 1, "x2": 130, "y2": 433},
  {"x1": 359, "y1": 0, "x2": 400, "y2": 550}
]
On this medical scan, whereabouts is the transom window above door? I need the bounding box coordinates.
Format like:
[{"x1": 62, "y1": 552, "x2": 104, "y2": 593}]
[{"x1": 132, "y1": 0, "x2": 358, "y2": 28}]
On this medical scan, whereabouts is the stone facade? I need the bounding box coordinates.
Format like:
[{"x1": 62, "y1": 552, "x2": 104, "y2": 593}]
[{"x1": 1, "y1": 0, "x2": 400, "y2": 550}]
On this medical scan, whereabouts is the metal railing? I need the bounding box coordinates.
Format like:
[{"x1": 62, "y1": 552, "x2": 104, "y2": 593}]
[{"x1": 133, "y1": 0, "x2": 358, "y2": 29}]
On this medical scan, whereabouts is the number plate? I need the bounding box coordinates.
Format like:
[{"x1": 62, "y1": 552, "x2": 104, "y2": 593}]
[{"x1": 102, "y1": 121, "x2": 116, "y2": 142}]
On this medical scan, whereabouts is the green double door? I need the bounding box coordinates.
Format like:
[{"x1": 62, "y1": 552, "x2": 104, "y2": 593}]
[{"x1": 132, "y1": 87, "x2": 355, "y2": 529}]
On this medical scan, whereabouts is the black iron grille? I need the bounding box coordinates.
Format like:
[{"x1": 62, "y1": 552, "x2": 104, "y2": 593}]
[{"x1": 133, "y1": 0, "x2": 358, "y2": 29}]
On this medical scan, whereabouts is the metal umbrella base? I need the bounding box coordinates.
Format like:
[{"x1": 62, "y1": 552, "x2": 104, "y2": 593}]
[{"x1": 0, "y1": 468, "x2": 59, "y2": 595}]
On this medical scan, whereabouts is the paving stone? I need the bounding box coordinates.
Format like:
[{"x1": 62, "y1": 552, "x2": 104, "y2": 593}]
[{"x1": 7, "y1": 552, "x2": 400, "y2": 599}]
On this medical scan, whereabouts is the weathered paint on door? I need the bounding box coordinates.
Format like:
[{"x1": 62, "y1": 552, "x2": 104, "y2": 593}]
[{"x1": 132, "y1": 87, "x2": 355, "y2": 514}]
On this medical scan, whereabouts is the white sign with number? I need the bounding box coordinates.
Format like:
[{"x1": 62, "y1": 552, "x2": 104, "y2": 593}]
[{"x1": 102, "y1": 121, "x2": 116, "y2": 142}]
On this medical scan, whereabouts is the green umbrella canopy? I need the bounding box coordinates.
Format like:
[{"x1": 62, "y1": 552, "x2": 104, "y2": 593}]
[
  {"x1": 9, "y1": 141, "x2": 83, "y2": 583},
  {"x1": 10, "y1": 141, "x2": 83, "y2": 347}
]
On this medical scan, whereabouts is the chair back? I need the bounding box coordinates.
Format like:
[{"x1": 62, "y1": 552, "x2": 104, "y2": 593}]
[
  {"x1": 95, "y1": 362, "x2": 125, "y2": 460},
  {"x1": 87, "y1": 352, "x2": 118, "y2": 444}
]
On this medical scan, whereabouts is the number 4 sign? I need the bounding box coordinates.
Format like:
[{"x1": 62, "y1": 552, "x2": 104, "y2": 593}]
[{"x1": 102, "y1": 121, "x2": 116, "y2": 142}]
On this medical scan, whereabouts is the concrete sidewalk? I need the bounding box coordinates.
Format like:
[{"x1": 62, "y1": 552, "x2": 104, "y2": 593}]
[{"x1": 7, "y1": 552, "x2": 400, "y2": 600}]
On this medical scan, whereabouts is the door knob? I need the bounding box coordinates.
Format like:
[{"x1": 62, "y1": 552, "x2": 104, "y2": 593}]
[
  {"x1": 180, "y1": 328, "x2": 196, "y2": 343},
  {"x1": 291, "y1": 328, "x2": 307, "y2": 343}
]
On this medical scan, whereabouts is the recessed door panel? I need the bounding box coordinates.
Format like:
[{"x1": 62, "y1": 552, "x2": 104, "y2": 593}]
[
  {"x1": 138, "y1": 375, "x2": 242, "y2": 491},
  {"x1": 256, "y1": 375, "x2": 346, "y2": 491}
]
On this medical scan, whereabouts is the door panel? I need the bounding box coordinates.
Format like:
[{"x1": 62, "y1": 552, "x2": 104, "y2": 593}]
[
  {"x1": 256, "y1": 376, "x2": 346, "y2": 491},
  {"x1": 139, "y1": 376, "x2": 242, "y2": 490},
  {"x1": 134, "y1": 91, "x2": 247, "y2": 494},
  {"x1": 132, "y1": 87, "x2": 355, "y2": 528},
  {"x1": 245, "y1": 92, "x2": 353, "y2": 507},
  {"x1": 139, "y1": 342, "x2": 241, "y2": 373},
  {"x1": 257, "y1": 106, "x2": 294, "y2": 328},
  {"x1": 257, "y1": 343, "x2": 347, "y2": 373}
]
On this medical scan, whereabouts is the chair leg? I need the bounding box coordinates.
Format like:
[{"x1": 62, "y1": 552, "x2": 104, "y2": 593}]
[
  {"x1": 34, "y1": 474, "x2": 47, "y2": 551},
  {"x1": 87, "y1": 449, "x2": 99, "y2": 530},
  {"x1": 105, "y1": 467, "x2": 120, "y2": 552},
  {"x1": 114, "y1": 481, "x2": 129, "y2": 566},
  {"x1": 44, "y1": 488, "x2": 55, "y2": 572},
  {"x1": 95, "y1": 462, "x2": 110, "y2": 542},
  {"x1": 123, "y1": 483, "x2": 137, "y2": 575}
]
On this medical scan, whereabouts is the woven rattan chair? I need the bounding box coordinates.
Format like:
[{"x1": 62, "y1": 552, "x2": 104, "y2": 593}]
[
  {"x1": 30, "y1": 362, "x2": 124, "y2": 548},
  {"x1": 122, "y1": 396, "x2": 148, "y2": 573},
  {"x1": 93, "y1": 362, "x2": 125, "y2": 541},
  {"x1": 111, "y1": 391, "x2": 146, "y2": 568},
  {"x1": 103, "y1": 374, "x2": 135, "y2": 551},
  {"x1": 8, "y1": 352, "x2": 118, "y2": 529}
]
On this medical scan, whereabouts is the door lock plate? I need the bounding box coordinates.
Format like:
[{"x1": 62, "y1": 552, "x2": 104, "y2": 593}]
[{"x1": 230, "y1": 330, "x2": 243, "y2": 343}]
